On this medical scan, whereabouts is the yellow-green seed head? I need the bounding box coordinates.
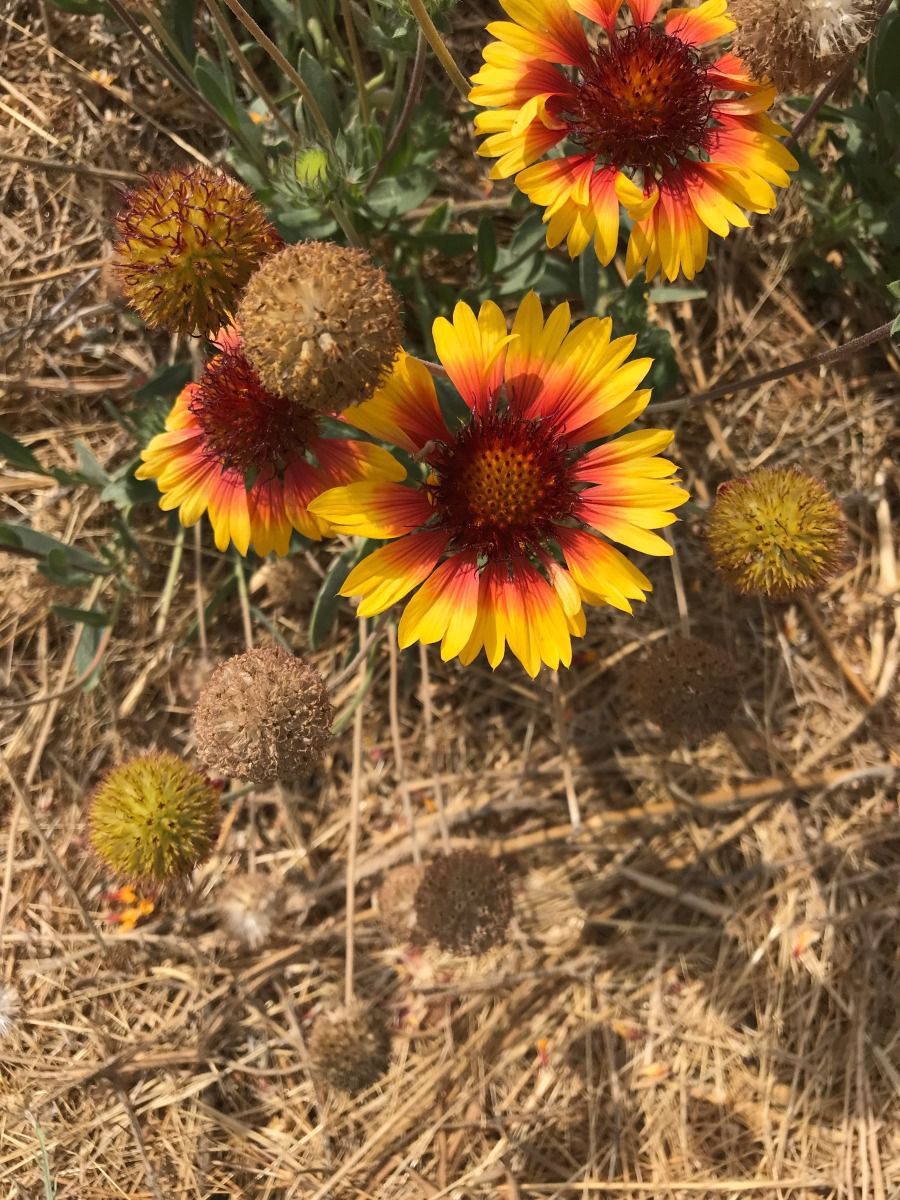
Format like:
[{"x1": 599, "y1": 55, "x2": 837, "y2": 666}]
[
  {"x1": 707, "y1": 467, "x2": 847, "y2": 599},
  {"x1": 89, "y1": 753, "x2": 220, "y2": 886},
  {"x1": 112, "y1": 165, "x2": 281, "y2": 336}
]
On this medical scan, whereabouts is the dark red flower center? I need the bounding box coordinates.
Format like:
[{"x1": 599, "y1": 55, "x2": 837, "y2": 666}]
[
  {"x1": 427, "y1": 407, "x2": 578, "y2": 558},
  {"x1": 569, "y1": 26, "x2": 713, "y2": 174},
  {"x1": 190, "y1": 349, "x2": 317, "y2": 477}
]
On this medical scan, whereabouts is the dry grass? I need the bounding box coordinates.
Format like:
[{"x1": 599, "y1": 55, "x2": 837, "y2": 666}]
[{"x1": 2, "y1": 5, "x2": 899, "y2": 1198}]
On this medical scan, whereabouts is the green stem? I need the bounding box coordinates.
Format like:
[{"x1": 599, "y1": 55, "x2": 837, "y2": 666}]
[
  {"x1": 339, "y1": 0, "x2": 371, "y2": 124},
  {"x1": 407, "y1": 0, "x2": 470, "y2": 100}
]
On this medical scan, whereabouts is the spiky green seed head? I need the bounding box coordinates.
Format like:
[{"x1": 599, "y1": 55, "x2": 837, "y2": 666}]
[
  {"x1": 112, "y1": 165, "x2": 280, "y2": 336},
  {"x1": 707, "y1": 467, "x2": 847, "y2": 599},
  {"x1": 293, "y1": 147, "x2": 331, "y2": 193},
  {"x1": 89, "y1": 753, "x2": 220, "y2": 886}
]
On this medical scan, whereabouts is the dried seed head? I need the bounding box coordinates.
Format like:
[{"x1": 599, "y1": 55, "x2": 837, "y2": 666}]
[
  {"x1": 375, "y1": 864, "x2": 425, "y2": 942},
  {"x1": 236, "y1": 241, "x2": 403, "y2": 411},
  {"x1": 193, "y1": 647, "x2": 333, "y2": 784},
  {"x1": 707, "y1": 467, "x2": 847, "y2": 599},
  {"x1": 113, "y1": 165, "x2": 280, "y2": 336},
  {"x1": 729, "y1": 0, "x2": 881, "y2": 92},
  {"x1": 415, "y1": 850, "x2": 513, "y2": 956},
  {"x1": 309, "y1": 1003, "x2": 391, "y2": 1094},
  {"x1": 89, "y1": 754, "x2": 220, "y2": 886},
  {"x1": 218, "y1": 872, "x2": 283, "y2": 949},
  {"x1": 632, "y1": 637, "x2": 741, "y2": 742},
  {"x1": 0, "y1": 983, "x2": 20, "y2": 1039}
]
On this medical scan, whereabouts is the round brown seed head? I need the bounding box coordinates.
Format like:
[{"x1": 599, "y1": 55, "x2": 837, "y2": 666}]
[
  {"x1": 729, "y1": 0, "x2": 881, "y2": 93},
  {"x1": 217, "y1": 872, "x2": 283, "y2": 949},
  {"x1": 236, "y1": 241, "x2": 403, "y2": 412},
  {"x1": 632, "y1": 637, "x2": 740, "y2": 742},
  {"x1": 309, "y1": 1003, "x2": 391, "y2": 1094},
  {"x1": 193, "y1": 647, "x2": 333, "y2": 785},
  {"x1": 415, "y1": 850, "x2": 513, "y2": 956},
  {"x1": 375, "y1": 864, "x2": 425, "y2": 942}
]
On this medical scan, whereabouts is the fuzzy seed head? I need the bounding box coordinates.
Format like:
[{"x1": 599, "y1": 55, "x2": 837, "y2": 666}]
[
  {"x1": 218, "y1": 873, "x2": 283, "y2": 949},
  {"x1": 415, "y1": 850, "x2": 513, "y2": 956},
  {"x1": 236, "y1": 241, "x2": 403, "y2": 412},
  {"x1": 707, "y1": 467, "x2": 847, "y2": 599},
  {"x1": 633, "y1": 637, "x2": 741, "y2": 742},
  {"x1": 375, "y1": 864, "x2": 425, "y2": 942},
  {"x1": 193, "y1": 647, "x2": 333, "y2": 785},
  {"x1": 0, "y1": 983, "x2": 20, "y2": 1038},
  {"x1": 729, "y1": 0, "x2": 881, "y2": 92},
  {"x1": 113, "y1": 165, "x2": 280, "y2": 336},
  {"x1": 89, "y1": 754, "x2": 220, "y2": 886},
  {"x1": 309, "y1": 1004, "x2": 391, "y2": 1094}
]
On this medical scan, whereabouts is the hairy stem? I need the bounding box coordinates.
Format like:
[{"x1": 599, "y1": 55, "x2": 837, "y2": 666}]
[{"x1": 407, "y1": 0, "x2": 470, "y2": 100}]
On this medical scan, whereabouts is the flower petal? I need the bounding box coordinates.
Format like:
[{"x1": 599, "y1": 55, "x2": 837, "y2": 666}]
[
  {"x1": 341, "y1": 352, "x2": 450, "y2": 458},
  {"x1": 398, "y1": 551, "x2": 482, "y2": 661},
  {"x1": 432, "y1": 300, "x2": 512, "y2": 413},
  {"x1": 342, "y1": 531, "x2": 449, "y2": 618},
  {"x1": 309, "y1": 481, "x2": 433, "y2": 538}
]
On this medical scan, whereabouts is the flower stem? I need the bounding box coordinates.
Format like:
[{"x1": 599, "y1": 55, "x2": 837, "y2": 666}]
[
  {"x1": 218, "y1": 0, "x2": 335, "y2": 146},
  {"x1": 656, "y1": 319, "x2": 895, "y2": 411},
  {"x1": 345, "y1": 615, "x2": 367, "y2": 1007},
  {"x1": 367, "y1": 30, "x2": 427, "y2": 192},
  {"x1": 407, "y1": 0, "x2": 471, "y2": 101},
  {"x1": 339, "y1": 0, "x2": 371, "y2": 124}
]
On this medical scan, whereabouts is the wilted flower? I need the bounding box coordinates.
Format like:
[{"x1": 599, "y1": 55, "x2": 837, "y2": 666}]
[
  {"x1": 310, "y1": 292, "x2": 688, "y2": 676},
  {"x1": 309, "y1": 1004, "x2": 392, "y2": 1093},
  {"x1": 730, "y1": 0, "x2": 882, "y2": 92},
  {"x1": 89, "y1": 754, "x2": 220, "y2": 886},
  {"x1": 632, "y1": 635, "x2": 740, "y2": 740},
  {"x1": 707, "y1": 466, "x2": 847, "y2": 598},
  {"x1": 470, "y1": 0, "x2": 798, "y2": 280},
  {"x1": 193, "y1": 647, "x2": 333, "y2": 784},
  {"x1": 0, "y1": 983, "x2": 20, "y2": 1038},
  {"x1": 415, "y1": 849, "x2": 514, "y2": 955},
  {"x1": 237, "y1": 241, "x2": 403, "y2": 411},
  {"x1": 135, "y1": 333, "x2": 403, "y2": 557},
  {"x1": 113, "y1": 165, "x2": 280, "y2": 336},
  {"x1": 217, "y1": 873, "x2": 284, "y2": 948}
]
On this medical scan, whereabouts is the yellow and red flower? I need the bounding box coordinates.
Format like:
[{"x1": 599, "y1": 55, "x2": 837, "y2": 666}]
[
  {"x1": 309, "y1": 293, "x2": 689, "y2": 677},
  {"x1": 136, "y1": 336, "x2": 403, "y2": 557},
  {"x1": 470, "y1": 0, "x2": 798, "y2": 280}
]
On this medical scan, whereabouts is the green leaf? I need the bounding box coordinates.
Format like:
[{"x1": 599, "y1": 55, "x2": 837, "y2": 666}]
[
  {"x1": 296, "y1": 49, "x2": 342, "y2": 137},
  {"x1": 73, "y1": 612, "x2": 108, "y2": 691},
  {"x1": 867, "y1": 7, "x2": 900, "y2": 101},
  {"x1": 166, "y1": 0, "x2": 198, "y2": 65},
  {"x1": 51, "y1": 604, "x2": 111, "y2": 628},
  {"x1": 309, "y1": 541, "x2": 374, "y2": 650},
  {"x1": 367, "y1": 170, "x2": 435, "y2": 217},
  {"x1": 0, "y1": 523, "x2": 108, "y2": 577},
  {"x1": 73, "y1": 441, "x2": 110, "y2": 488},
  {"x1": 477, "y1": 216, "x2": 498, "y2": 278},
  {"x1": 648, "y1": 285, "x2": 708, "y2": 304},
  {"x1": 0, "y1": 430, "x2": 49, "y2": 475},
  {"x1": 135, "y1": 360, "x2": 193, "y2": 404},
  {"x1": 47, "y1": 0, "x2": 111, "y2": 13},
  {"x1": 194, "y1": 54, "x2": 242, "y2": 133}
]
